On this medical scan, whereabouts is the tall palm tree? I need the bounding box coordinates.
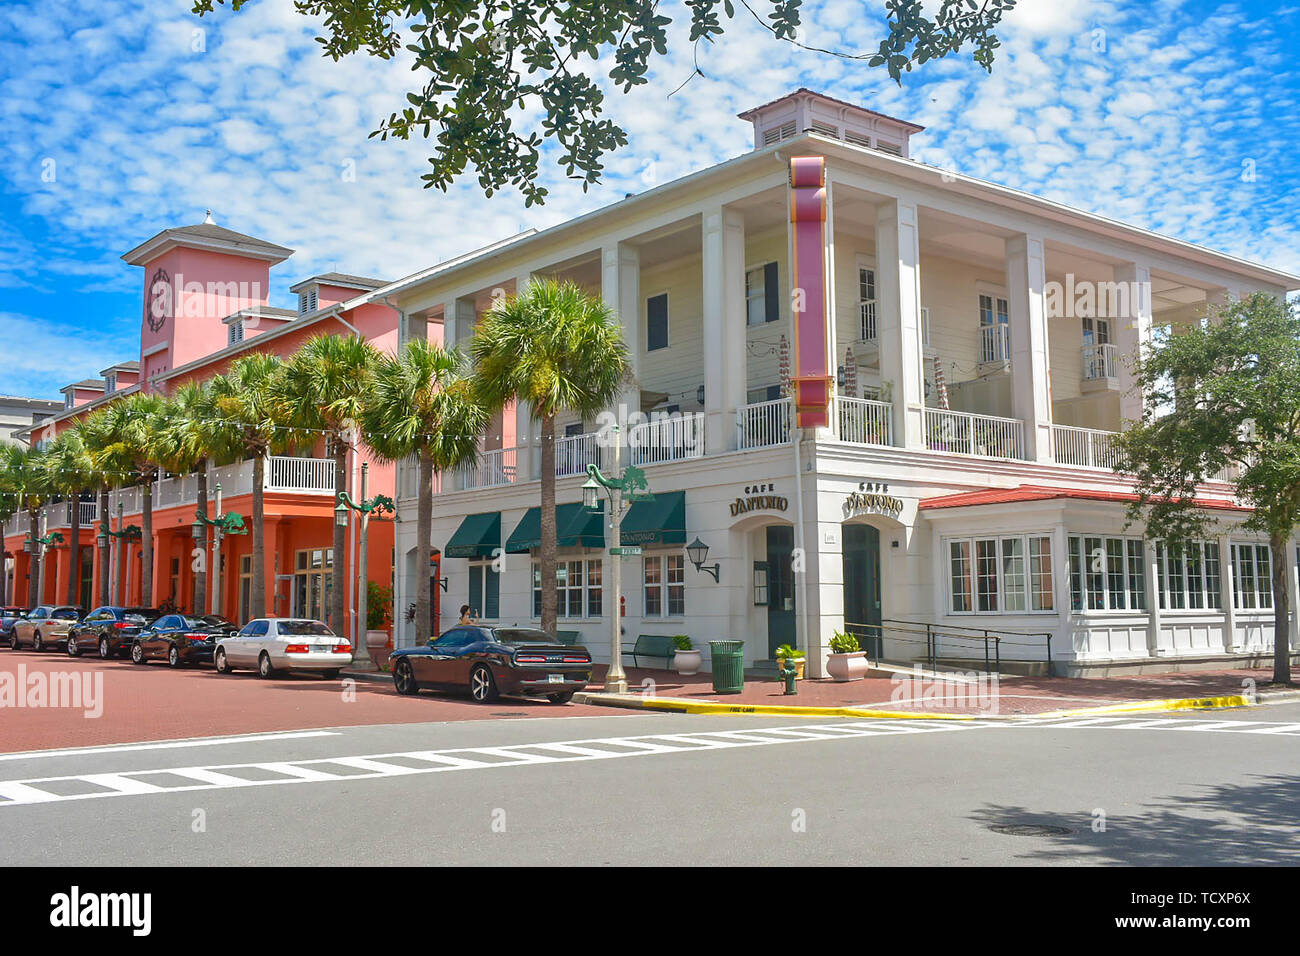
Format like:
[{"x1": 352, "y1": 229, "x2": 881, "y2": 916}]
[
  {"x1": 93, "y1": 392, "x2": 168, "y2": 607},
  {"x1": 1, "y1": 443, "x2": 53, "y2": 607},
  {"x1": 43, "y1": 430, "x2": 96, "y2": 608},
  {"x1": 209, "y1": 355, "x2": 307, "y2": 620},
  {"x1": 0, "y1": 456, "x2": 22, "y2": 607},
  {"x1": 470, "y1": 279, "x2": 630, "y2": 634},
  {"x1": 281, "y1": 334, "x2": 379, "y2": 632},
  {"x1": 160, "y1": 381, "x2": 221, "y2": 614},
  {"x1": 78, "y1": 409, "x2": 123, "y2": 608},
  {"x1": 360, "y1": 339, "x2": 488, "y2": 645}
]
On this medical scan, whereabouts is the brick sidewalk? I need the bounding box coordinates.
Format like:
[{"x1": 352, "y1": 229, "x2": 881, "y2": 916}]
[{"x1": 586, "y1": 664, "x2": 1289, "y2": 716}]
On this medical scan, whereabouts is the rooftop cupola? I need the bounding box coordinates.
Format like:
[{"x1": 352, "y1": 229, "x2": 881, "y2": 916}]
[{"x1": 737, "y1": 88, "x2": 924, "y2": 158}]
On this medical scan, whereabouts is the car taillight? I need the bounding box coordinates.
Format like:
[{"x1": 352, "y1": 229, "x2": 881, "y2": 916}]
[
  {"x1": 285, "y1": 644, "x2": 310, "y2": 654},
  {"x1": 113, "y1": 622, "x2": 132, "y2": 629},
  {"x1": 562, "y1": 655, "x2": 590, "y2": 663},
  {"x1": 332, "y1": 644, "x2": 351, "y2": 654},
  {"x1": 515, "y1": 653, "x2": 546, "y2": 663},
  {"x1": 187, "y1": 633, "x2": 209, "y2": 642}
]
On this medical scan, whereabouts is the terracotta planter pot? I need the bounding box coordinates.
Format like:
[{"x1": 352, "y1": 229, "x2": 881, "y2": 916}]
[
  {"x1": 776, "y1": 657, "x2": 806, "y2": 680},
  {"x1": 673, "y1": 648, "x2": 702, "y2": 676},
  {"x1": 826, "y1": 650, "x2": 869, "y2": 682}
]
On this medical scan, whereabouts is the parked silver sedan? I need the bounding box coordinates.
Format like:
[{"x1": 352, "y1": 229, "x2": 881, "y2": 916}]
[{"x1": 213, "y1": 618, "x2": 352, "y2": 679}]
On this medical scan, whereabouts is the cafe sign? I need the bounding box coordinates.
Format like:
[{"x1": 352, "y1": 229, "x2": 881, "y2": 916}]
[
  {"x1": 729, "y1": 483, "x2": 789, "y2": 517},
  {"x1": 844, "y1": 481, "x2": 904, "y2": 520}
]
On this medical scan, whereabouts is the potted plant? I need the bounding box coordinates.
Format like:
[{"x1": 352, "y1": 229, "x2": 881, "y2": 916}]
[
  {"x1": 826, "y1": 629, "x2": 869, "y2": 682},
  {"x1": 365, "y1": 581, "x2": 394, "y2": 671},
  {"x1": 774, "y1": 643, "x2": 806, "y2": 680},
  {"x1": 672, "y1": 635, "x2": 701, "y2": 676}
]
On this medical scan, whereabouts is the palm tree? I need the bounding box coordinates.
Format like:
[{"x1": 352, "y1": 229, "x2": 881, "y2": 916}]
[
  {"x1": 470, "y1": 279, "x2": 630, "y2": 634},
  {"x1": 208, "y1": 355, "x2": 303, "y2": 620},
  {"x1": 43, "y1": 430, "x2": 96, "y2": 608},
  {"x1": 1, "y1": 443, "x2": 53, "y2": 607},
  {"x1": 0, "y1": 456, "x2": 23, "y2": 607},
  {"x1": 281, "y1": 334, "x2": 379, "y2": 632},
  {"x1": 360, "y1": 339, "x2": 488, "y2": 645},
  {"x1": 78, "y1": 409, "x2": 123, "y2": 608},
  {"x1": 160, "y1": 381, "x2": 221, "y2": 614},
  {"x1": 93, "y1": 392, "x2": 168, "y2": 607}
]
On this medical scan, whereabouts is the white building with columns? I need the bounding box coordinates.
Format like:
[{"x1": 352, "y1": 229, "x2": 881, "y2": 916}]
[{"x1": 377, "y1": 88, "x2": 1298, "y2": 678}]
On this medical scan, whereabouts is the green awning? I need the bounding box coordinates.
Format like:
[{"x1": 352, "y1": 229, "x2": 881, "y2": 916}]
[
  {"x1": 506, "y1": 502, "x2": 606, "y2": 553},
  {"x1": 620, "y1": 490, "x2": 686, "y2": 546},
  {"x1": 444, "y1": 511, "x2": 501, "y2": 559}
]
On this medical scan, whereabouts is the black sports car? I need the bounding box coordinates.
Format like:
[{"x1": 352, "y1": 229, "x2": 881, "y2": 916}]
[
  {"x1": 389, "y1": 626, "x2": 592, "y2": 703},
  {"x1": 130, "y1": 614, "x2": 224, "y2": 667}
]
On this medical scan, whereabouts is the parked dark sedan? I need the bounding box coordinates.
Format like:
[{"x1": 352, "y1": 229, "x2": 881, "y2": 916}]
[
  {"x1": 389, "y1": 626, "x2": 592, "y2": 703},
  {"x1": 67, "y1": 606, "x2": 160, "y2": 659},
  {"x1": 197, "y1": 615, "x2": 241, "y2": 639},
  {"x1": 131, "y1": 614, "x2": 223, "y2": 667}
]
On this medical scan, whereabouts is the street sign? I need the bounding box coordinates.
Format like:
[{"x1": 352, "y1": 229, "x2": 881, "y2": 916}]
[{"x1": 609, "y1": 546, "x2": 642, "y2": 556}]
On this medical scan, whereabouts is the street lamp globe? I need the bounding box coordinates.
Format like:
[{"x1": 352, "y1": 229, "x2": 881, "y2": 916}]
[
  {"x1": 582, "y1": 475, "x2": 601, "y2": 512},
  {"x1": 686, "y1": 537, "x2": 710, "y2": 570},
  {"x1": 334, "y1": 498, "x2": 350, "y2": 528}
]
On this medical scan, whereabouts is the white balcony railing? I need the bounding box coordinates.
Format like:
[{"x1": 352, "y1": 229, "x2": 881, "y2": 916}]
[
  {"x1": 979, "y1": 323, "x2": 1011, "y2": 364},
  {"x1": 738, "y1": 397, "x2": 793, "y2": 449},
  {"x1": 925, "y1": 408, "x2": 1026, "y2": 460},
  {"x1": 555, "y1": 431, "x2": 604, "y2": 478},
  {"x1": 630, "y1": 412, "x2": 705, "y2": 466},
  {"x1": 1082, "y1": 342, "x2": 1119, "y2": 380},
  {"x1": 836, "y1": 396, "x2": 894, "y2": 446},
  {"x1": 1052, "y1": 424, "x2": 1120, "y2": 469},
  {"x1": 460, "y1": 446, "x2": 518, "y2": 490},
  {"x1": 268, "y1": 456, "x2": 336, "y2": 493}
]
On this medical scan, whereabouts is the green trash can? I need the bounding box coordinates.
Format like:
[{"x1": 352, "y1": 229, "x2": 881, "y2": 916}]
[{"x1": 709, "y1": 640, "x2": 745, "y2": 694}]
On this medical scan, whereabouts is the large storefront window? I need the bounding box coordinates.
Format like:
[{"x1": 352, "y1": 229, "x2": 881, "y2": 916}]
[
  {"x1": 1230, "y1": 543, "x2": 1273, "y2": 610},
  {"x1": 643, "y1": 553, "x2": 685, "y2": 618},
  {"x1": 1154, "y1": 541, "x2": 1221, "y2": 611},
  {"x1": 467, "y1": 562, "x2": 500, "y2": 620},
  {"x1": 293, "y1": 549, "x2": 333, "y2": 622},
  {"x1": 948, "y1": 535, "x2": 1053, "y2": 614},
  {"x1": 1068, "y1": 536, "x2": 1145, "y2": 612},
  {"x1": 532, "y1": 558, "x2": 603, "y2": 619}
]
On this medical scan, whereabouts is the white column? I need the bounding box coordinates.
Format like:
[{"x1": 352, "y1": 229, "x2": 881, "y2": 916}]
[
  {"x1": 1145, "y1": 539, "x2": 1162, "y2": 657},
  {"x1": 1113, "y1": 262, "x2": 1152, "y2": 425},
  {"x1": 875, "y1": 200, "x2": 925, "y2": 449},
  {"x1": 1219, "y1": 534, "x2": 1237, "y2": 653},
  {"x1": 1285, "y1": 538, "x2": 1299, "y2": 653},
  {"x1": 510, "y1": 273, "x2": 534, "y2": 481},
  {"x1": 701, "y1": 206, "x2": 746, "y2": 452},
  {"x1": 1005, "y1": 234, "x2": 1053, "y2": 462},
  {"x1": 602, "y1": 243, "x2": 642, "y2": 428}
]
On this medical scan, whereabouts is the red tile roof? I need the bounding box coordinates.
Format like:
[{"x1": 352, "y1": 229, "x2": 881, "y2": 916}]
[{"x1": 918, "y1": 484, "x2": 1249, "y2": 513}]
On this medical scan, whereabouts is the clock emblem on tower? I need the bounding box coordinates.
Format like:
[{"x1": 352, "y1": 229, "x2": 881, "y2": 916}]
[{"x1": 146, "y1": 267, "x2": 172, "y2": 333}]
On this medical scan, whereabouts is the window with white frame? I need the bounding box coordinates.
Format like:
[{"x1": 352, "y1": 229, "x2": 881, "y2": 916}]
[
  {"x1": 948, "y1": 535, "x2": 1054, "y2": 614},
  {"x1": 532, "y1": 558, "x2": 602, "y2": 619},
  {"x1": 1230, "y1": 542, "x2": 1273, "y2": 610},
  {"x1": 104, "y1": 373, "x2": 117, "y2": 394},
  {"x1": 858, "y1": 266, "x2": 877, "y2": 341},
  {"x1": 1154, "y1": 541, "x2": 1221, "y2": 610},
  {"x1": 745, "y1": 263, "x2": 779, "y2": 326},
  {"x1": 1068, "y1": 535, "x2": 1146, "y2": 612},
  {"x1": 643, "y1": 553, "x2": 685, "y2": 617},
  {"x1": 978, "y1": 292, "x2": 1010, "y2": 363}
]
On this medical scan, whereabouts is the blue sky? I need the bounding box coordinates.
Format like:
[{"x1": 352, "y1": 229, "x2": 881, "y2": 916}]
[{"x1": 1, "y1": 0, "x2": 1297, "y2": 398}]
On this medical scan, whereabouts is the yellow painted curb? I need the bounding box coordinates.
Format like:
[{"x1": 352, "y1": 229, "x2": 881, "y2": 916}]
[
  {"x1": 581, "y1": 693, "x2": 977, "y2": 720},
  {"x1": 1035, "y1": 694, "x2": 1253, "y2": 718}
]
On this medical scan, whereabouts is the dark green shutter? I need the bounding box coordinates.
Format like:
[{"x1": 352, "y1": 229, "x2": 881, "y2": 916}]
[
  {"x1": 647, "y1": 293, "x2": 669, "y2": 351},
  {"x1": 764, "y1": 262, "x2": 780, "y2": 323},
  {"x1": 485, "y1": 567, "x2": 500, "y2": 619}
]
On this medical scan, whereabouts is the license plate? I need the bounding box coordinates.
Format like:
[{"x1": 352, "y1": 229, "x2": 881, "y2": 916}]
[
  {"x1": 311, "y1": 644, "x2": 330, "y2": 653},
  {"x1": 547, "y1": 673, "x2": 566, "y2": 684}
]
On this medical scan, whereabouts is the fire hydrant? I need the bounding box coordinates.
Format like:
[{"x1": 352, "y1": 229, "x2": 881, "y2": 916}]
[{"x1": 779, "y1": 659, "x2": 799, "y2": 695}]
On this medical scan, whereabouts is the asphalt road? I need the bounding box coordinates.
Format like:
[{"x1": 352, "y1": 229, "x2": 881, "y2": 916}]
[{"x1": 2, "y1": 701, "x2": 1298, "y2": 866}]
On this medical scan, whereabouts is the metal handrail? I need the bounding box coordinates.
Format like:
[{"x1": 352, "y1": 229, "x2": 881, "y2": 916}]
[{"x1": 845, "y1": 618, "x2": 1055, "y2": 676}]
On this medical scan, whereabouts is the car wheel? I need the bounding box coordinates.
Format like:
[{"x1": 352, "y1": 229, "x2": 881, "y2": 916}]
[
  {"x1": 98, "y1": 636, "x2": 111, "y2": 660},
  {"x1": 32, "y1": 632, "x2": 44, "y2": 652},
  {"x1": 393, "y1": 659, "x2": 420, "y2": 696},
  {"x1": 547, "y1": 692, "x2": 575, "y2": 705},
  {"x1": 66, "y1": 635, "x2": 79, "y2": 657},
  {"x1": 214, "y1": 648, "x2": 232, "y2": 674},
  {"x1": 168, "y1": 646, "x2": 181, "y2": 668},
  {"x1": 257, "y1": 652, "x2": 277, "y2": 679},
  {"x1": 131, "y1": 642, "x2": 146, "y2": 665},
  {"x1": 469, "y1": 664, "x2": 498, "y2": 703},
  {"x1": 8, "y1": 632, "x2": 18, "y2": 650}
]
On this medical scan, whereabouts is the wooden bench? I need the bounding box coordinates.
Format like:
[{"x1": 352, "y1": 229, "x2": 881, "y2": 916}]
[
  {"x1": 555, "y1": 630, "x2": 582, "y2": 646},
  {"x1": 621, "y1": 634, "x2": 677, "y2": 669}
]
